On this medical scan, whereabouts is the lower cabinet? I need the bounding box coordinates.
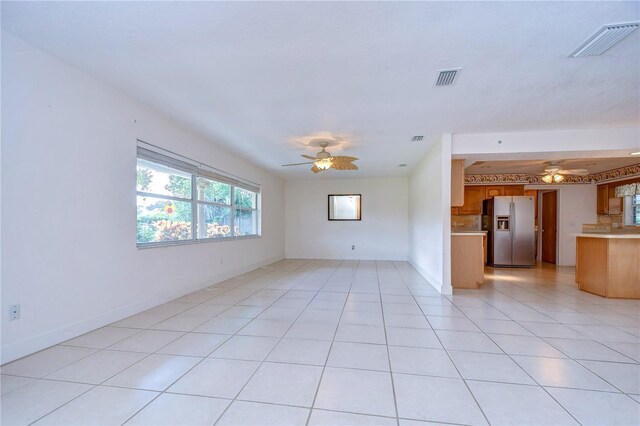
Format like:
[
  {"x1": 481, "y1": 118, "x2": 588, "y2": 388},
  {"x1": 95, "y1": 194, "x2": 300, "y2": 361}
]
[{"x1": 451, "y1": 234, "x2": 485, "y2": 289}]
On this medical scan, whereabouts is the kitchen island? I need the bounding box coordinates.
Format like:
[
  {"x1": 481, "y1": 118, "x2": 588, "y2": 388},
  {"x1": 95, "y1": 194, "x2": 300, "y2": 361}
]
[{"x1": 575, "y1": 234, "x2": 640, "y2": 299}]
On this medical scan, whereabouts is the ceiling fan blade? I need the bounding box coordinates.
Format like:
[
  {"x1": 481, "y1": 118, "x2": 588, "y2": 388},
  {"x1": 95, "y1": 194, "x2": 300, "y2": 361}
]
[
  {"x1": 282, "y1": 162, "x2": 315, "y2": 167},
  {"x1": 331, "y1": 162, "x2": 358, "y2": 171},
  {"x1": 331, "y1": 156, "x2": 359, "y2": 163},
  {"x1": 301, "y1": 154, "x2": 317, "y2": 160},
  {"x1": 558, "y1": 169, "x2": 589, "y2": 176}
]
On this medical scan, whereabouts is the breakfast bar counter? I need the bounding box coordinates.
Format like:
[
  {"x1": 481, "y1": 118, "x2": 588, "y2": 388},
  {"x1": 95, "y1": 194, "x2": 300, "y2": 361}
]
[{"x1": 575, "y1": 234, "x2": 640, "y2": 299}]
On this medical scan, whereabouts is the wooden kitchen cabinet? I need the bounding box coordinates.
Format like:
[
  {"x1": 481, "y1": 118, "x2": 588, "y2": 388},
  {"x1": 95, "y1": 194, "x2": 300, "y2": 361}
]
[
  {"x1": 485, "y1": 186, "x2": 503, "y2": 199},
  {"x1": 504, "y1": 185, "x2": 525, "y2": 196},
  {"x1": 453, "y1": 185, "x2": 531, "y2": 216},
  {"x1": 452, "y1": 234, "x2": 485, "y2": 289},
  {"x1": 597, "y1": 184, "x2": 608, "y2": 214},
  {"x1": 451, "y1": 160, "x2": 465, "y2": 207},
  {"x1": 608, "y1": 184, "x2": 622, "y2": 214},
  {"x1": 596, "y1": 178, "x2": 640, "y2": 215},
  {"x1": 458, "y1": 186, "x2": 485, "y2": 215}
]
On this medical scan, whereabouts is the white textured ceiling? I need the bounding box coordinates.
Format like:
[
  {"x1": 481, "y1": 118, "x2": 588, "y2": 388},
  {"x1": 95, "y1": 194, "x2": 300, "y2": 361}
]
[
  {"x1": 2, "y1": 1, "x2": 639, "y2": 178},
  {"x1": 465, "y1": 157, "x2": 640, "y2": 175}
]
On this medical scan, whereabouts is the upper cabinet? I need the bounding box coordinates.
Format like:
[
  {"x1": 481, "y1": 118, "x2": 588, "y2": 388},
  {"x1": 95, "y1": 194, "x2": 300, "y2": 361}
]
[
  {"x1": 485, "y1": 186, "x2": 503, "y2": 198},
  {"x1": 607, "y1": 184, "x2": 622, "y2": 215},
  {"x1": 453, "y1": 184, "x2": 529, "y2": 215},
  {"x1": 596, "y1": 180, "x2": 640, "y2": 215},
  {"x1": 597, "y1": 184, "x2": 608, "y2": 214},
  {"x1": 451, "y1": 160, "x2": 465, "y2": 207},
  {"x1": 458, "y1": 186, "x2": 485, "y2": 215},
  {"x1": 504, "y1": 185, "x2": 525, "y2": 196}
]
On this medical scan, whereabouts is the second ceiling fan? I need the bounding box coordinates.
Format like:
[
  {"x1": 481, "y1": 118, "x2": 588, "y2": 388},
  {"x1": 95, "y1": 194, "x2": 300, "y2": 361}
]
[{"x1": 282, "y1": 142, "x2": 358, "y2": 173}]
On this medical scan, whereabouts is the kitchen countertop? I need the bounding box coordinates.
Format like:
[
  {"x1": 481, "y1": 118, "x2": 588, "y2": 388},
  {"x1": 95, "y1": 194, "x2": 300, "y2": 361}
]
[
  {"x1": 451, "y1": 231, "x2": 487, "y2": 236},
  {"x1": 575, "y1": 233, "x2": 640, "y2": 239}
]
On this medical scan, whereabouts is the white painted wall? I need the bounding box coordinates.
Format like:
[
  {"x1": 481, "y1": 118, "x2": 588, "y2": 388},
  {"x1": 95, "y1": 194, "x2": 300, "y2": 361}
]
[
  {"x1": 408, "y1": 136, "x2": 452, "y2": 294},
  {"x1": 452, "y1": 127, "x2": 640, "y2": 156},
  {"x1": 527, "y1": 184, "x2": 597, "y2": 266},
  {"x1": 285, "y1": 178, "x2": 408, "y2": 261},
  {"x1": 1, "y1": 33, "x2": 285, "y2": 363}
]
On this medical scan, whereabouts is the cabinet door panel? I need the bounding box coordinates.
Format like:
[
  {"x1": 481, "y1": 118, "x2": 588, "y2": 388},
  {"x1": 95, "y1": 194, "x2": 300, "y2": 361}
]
[
  {"x1": 504, "y1": 185, "x2": 525, "y2": 196},
  {"x1": 485, "y1": 186, "x2": 503, "y2": 199},
  {"x1": 459, "y1": 186, "x2": 485, "y2": 215}
]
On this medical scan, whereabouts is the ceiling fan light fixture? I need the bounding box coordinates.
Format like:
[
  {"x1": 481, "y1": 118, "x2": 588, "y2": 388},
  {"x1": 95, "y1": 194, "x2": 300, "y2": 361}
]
[
  {"x1": 553, "y1": 174, "x2": 565, "y2": 183},
  {"x1": 541, "y1": 175, "x2": 553, "y2": 184},
  {"x1": 315, "y1": 158, "x2": 333, "y2": 170}
]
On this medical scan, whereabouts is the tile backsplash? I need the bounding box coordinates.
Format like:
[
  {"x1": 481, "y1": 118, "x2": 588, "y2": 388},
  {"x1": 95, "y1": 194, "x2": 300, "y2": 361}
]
[
  {"x1": 452, "y1": 215, "x2": 481, "y2": 231},
  {"x1": 597, "y1": 214, "x2": 623, "y2": 228}
]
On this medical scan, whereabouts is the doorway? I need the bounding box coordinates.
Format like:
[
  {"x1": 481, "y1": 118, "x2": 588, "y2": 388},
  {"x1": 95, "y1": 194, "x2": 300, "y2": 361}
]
[{"x1": 541, "y1": 190, "x2": 558, "y2": 264}]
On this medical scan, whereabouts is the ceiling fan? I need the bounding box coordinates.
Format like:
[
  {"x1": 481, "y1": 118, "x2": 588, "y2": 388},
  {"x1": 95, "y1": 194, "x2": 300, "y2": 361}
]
[
  {"x1": 282, "y1": 142, "x2": 358, "y2": 173},
  {"x1": 539, "y1": 165, "x2": 589, "y2": 183}
]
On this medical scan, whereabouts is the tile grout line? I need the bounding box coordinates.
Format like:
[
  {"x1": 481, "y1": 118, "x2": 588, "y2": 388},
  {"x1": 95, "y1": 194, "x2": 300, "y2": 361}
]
[
  {"x1": 119, "y1": 259, "x2": 320, "y2": 426},
  {"x1": 470, "y1": 269, "x2": 638, "y2": 394},
  {"x1": 22, "y1": 262, "x2": 289, "y2": 426},
  {"x1": 205, "y1": 259, "x2": 350, "y2": 425},
  {"x1": 448, "y1": 268, "x2": 593, "y2": 425},
  {"x1": 303, "y1": 260, "x2": 359, "y2": 426},
  {"x1": 392, "y1": 265, "x2": 493, "y2": 426},
  {"x1": 374, "y1": 261, "x2": 401, "y2": 426}
]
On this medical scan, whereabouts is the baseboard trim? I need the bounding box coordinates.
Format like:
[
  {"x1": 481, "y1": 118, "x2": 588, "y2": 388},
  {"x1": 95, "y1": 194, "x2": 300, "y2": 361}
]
[
  {"x1": 1, "y1": 256, "x2": 284, "y2": 364},
  {"x1": 284, "y1": 255, "x2": 409, "y2": 262},
  {"x1": 408, "y1": 257, "x2": 451, "y2": 295}
]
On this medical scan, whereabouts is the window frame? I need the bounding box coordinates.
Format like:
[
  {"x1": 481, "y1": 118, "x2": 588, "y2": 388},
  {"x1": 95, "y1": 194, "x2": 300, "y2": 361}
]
[
  {"x1": 136, "y1": 144, "x2": 261, "y2": 248},
  {"x1": 633, "y1": 194, "x2": 640, "y2": 226}
]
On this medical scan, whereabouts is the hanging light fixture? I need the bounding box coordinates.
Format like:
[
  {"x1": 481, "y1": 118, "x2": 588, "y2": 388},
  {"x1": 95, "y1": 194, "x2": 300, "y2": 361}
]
[
  {"x1": 541, "y1": 170, "x2": 565, "y2": 183},
  {"x1": 315, "y1": 158, "x2": 333, "y2": 170}
]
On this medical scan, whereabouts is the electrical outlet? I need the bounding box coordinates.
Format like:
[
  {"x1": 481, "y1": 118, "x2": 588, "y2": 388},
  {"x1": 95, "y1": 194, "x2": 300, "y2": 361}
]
[
  {"x1": 352, "y1": 245, "x2": 355, "y2": 250},
  {"x1": 9, "y1": 304, "x2": 20, "y2": 321}
]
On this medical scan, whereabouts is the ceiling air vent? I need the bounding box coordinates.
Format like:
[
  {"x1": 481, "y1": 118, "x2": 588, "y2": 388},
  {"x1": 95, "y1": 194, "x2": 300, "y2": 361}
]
[
  {"x1": 435, "y1": 68, "x2": 460, "y2": 86},
  {"x1": 411, "y1": 135, "x2": 424, "y2": 141},
  {"x1": 569, "y1": 22, "x2": 639, "y2": 58}
]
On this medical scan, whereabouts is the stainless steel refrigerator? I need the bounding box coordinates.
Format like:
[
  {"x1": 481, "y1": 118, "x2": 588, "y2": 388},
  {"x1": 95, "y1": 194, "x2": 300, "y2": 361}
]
[{"x1": 483, "y1": 196, "x2": 535, "y2": 267}]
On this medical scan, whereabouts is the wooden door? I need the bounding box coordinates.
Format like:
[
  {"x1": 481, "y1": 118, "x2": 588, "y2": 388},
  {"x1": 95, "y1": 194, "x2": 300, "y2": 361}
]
[
  {"x1": 459, "y1": 186, "x2": 485, "y2": 215},
  {"x1": 504, "y1": 185, "x2": 525, "y2": 196},
  {"x1": 541, "y1": 191, "x2": 557, "y2": 264},
  {"x1": 485, "y1": 186, "x2": 503, "y2": 199}
]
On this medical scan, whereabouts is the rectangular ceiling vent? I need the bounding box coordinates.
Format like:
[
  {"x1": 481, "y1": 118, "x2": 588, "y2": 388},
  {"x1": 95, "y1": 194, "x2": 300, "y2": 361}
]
[
  {"x1": 569, "y1": 22, "x2": 639, "y2": 58},
  {"x1": 435, "y1": 68, "x2": 460, "y2": 86},
  {"x1": 411, "y1": 135, "x2": 424, "y2": 141}
]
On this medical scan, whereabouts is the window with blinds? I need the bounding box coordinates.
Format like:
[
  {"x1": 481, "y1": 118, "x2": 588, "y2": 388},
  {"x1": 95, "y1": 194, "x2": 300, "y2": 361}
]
[{"x1": 136, "y1": 143, "x2": 260, "y2": 246}]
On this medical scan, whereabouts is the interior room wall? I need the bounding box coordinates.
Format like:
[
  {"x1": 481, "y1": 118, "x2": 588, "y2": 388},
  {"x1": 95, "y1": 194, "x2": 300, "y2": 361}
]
[
  {"x1": 527, "y1": 184, "x2": 597, "y2": 266},
  {"x1": 408, "y1": 136, "x2": 452, "y2": 294},
  {"x1": 285, "y1": 178, "x2": 408, "y2": 261},
  {"x1": 1, "y1": 33, "x2": 285, "y2": 363},
  {"x1": 452, "y1": 127, "x2": 640, "y2": 156}
]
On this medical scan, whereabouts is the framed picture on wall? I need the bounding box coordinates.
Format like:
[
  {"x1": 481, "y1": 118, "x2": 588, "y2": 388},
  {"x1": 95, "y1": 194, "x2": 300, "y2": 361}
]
[{"x1": 328, "y1": 194, "x2": 361, "y2": 221}]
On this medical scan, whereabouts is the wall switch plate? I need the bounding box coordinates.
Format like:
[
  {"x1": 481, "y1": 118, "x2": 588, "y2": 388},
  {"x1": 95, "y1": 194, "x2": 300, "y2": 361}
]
[
  {"x1": 352, "y1": 245, "x2": 355, "y2": 250},
  {"x1": 9, "y1": 304, "x2": 20, "y2": 321}
]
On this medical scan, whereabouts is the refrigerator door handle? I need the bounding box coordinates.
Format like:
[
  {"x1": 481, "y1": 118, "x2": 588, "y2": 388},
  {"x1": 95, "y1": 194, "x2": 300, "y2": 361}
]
[{"x1": 510, "y1": 201, "x2": 515, "y2": 265}]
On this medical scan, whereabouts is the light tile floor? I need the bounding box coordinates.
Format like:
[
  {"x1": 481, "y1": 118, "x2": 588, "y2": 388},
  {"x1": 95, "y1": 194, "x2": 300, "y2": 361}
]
[{"x1": 2, "y1": 260, "x2": 639, "y2": 425}]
